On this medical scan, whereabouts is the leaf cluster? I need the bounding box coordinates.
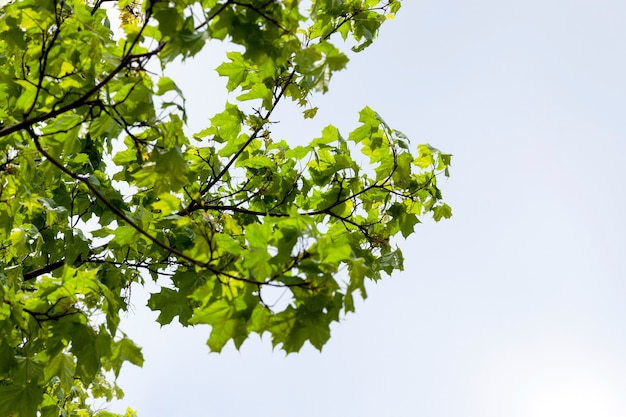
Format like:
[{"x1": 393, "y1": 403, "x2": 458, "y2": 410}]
[{"x1": 0, "y1": 0, "x2": 450, "y2": 415}]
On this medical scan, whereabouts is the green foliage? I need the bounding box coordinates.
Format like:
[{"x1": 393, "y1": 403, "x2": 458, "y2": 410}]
[{"x1": 0, "y1": 0, "x2": 451, "y2": 415}]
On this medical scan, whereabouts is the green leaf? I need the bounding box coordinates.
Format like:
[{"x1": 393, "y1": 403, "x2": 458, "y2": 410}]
[
  {"x1": 14, "y1": 81, "x2": 37, "y2": 112},
  {"x1": 45, "y1": 353, "x2": 76, "y2": 392},
  {"x1": 303, "y1": 107, "x2": 319, "y2": 119},
  {"x1": 154, "y1": 6, "x2": 183, "y2": 38},
  {"x1": 151, "y1": 193, "x2": 181, "y2": 216},
  {"x1": 133, "y1": 147, "x2": 189, "y2": 194},
  {"x1": 433, "y1": 203, "x2": 453, "y2": 221},
  {"x1": 270, "y1": 302, "x2": 335, "y2": 353},
  {"x1": 237, "y1": 83, "x2": 273, "y2": 104},
  {"x1": 237, "y1": 155, "x2": 274, "y2": 169},
  {"x1": 379, "y1": 249, "x2": 405, "y2": 275},
  {"x1": 147, "y1": 287, "x2": 193, "y2": 326},
  {"x1": 207, "y1": 103, "x2": 244, "y2": 142},
  {"x1": 399, "y1": 212, "x2": 420, "y2": 238},
  {"x1": 319, "y1": 240, "x2": 352, "y2": 264},
  {"x1": 112, "y1": 337, "x2": 144, "y2": 377},
  {"x1": 216, "y1": 52, "x2": 248, "y2": 91},
  {"x1": 156, "y1": 76, "x2": 183, "y2": 97},
  {"x1": 0, "y1": 342, "x2": 17, "y2": 373},
  {"x1": 0, "y1": 383, "x2": 43, "y2": 417},
  {"x1": 190, "y1": 299, "x2": 246, "y2": 353},
  {"x1": 245, "y1": 222, "x2": 272, "y2": 249},
  {"x1": 69, "y1": 324, "x2": 100, "y2": 384}
]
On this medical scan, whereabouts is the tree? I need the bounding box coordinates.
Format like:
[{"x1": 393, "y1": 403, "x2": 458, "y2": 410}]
[{"x1": 0, "y1": 0, "x2": 451, "y2": 415}]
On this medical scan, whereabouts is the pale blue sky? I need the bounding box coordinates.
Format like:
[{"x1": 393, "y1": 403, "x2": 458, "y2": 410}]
[{"x1": 110, "y1": 1, "x2": 626, "y2": 415}]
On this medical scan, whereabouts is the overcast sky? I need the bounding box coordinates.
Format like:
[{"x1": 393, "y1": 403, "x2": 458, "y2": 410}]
[{"x1": 109, "y1": 1, "x2": 626, "y2": 416}]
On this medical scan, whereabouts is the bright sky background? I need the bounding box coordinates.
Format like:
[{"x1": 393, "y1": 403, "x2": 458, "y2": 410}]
[{"x1": 110, "y1": 1, "x2": 626, "y2": 416}]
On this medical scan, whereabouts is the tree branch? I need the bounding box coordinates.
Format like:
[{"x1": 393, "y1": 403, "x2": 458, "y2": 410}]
[{"x1": 23, "y1": 259, "x2": 66, "y2": 282}]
